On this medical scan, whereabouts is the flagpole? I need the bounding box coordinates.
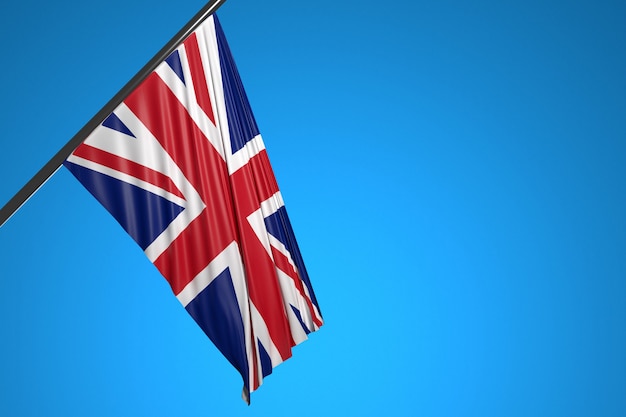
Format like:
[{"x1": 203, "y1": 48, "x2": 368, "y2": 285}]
[{"x1": 0, "y1": 0, "x2": 228, "y2": 228}]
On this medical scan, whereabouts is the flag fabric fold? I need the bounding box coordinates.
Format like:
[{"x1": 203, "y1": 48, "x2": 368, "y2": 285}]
[{"x1": 63, "y1": 13, "x2": 322, "y2": 402}]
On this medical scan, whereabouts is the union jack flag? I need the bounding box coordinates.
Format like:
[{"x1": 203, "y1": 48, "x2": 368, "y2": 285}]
[{"x1": 63, "y1": 14, "x2": 322, "y2": 402}]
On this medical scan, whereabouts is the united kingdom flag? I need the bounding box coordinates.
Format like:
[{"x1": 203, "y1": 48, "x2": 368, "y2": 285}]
[{"x1": 63, "y1": 14, "x2": 323, "y2": 402}]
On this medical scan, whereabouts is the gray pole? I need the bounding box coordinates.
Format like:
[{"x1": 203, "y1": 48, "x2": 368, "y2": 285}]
[{"x1": 0, "y1": 0, "x2": 227, "y2": 228}]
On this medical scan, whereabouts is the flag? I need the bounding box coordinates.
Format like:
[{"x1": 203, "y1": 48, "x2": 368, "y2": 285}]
[{"x1": 63, "y1": 13, "x2": 323, "y2": 402}]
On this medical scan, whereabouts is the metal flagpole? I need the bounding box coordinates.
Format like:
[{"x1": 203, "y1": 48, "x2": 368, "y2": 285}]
[{"x1": 0, "y1": 0, "x2": 228, "y2": 228}]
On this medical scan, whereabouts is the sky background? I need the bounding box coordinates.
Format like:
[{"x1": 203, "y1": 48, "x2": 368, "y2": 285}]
[{"x1": 0, "y1": 0, "x2": 624, "y2": 415}]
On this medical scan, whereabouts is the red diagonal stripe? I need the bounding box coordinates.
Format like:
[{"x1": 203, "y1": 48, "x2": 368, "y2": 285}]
[
  {"x1": 185, "y1": 33, "x2": 216, "y2": 124},
  {"x1": 72, "y1": 144, "x2": 185, "y2": 200},
  {"x1": 156, "y1": 212, "x2": 219, "y2": 294},
  {"x1": 271, "y1": 246, "x2": 324, "y2": 329}
]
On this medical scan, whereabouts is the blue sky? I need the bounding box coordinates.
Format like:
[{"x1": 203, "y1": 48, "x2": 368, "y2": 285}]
[{"x1": 0, "y1": 0, "x2": 624, "y2": 415}]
